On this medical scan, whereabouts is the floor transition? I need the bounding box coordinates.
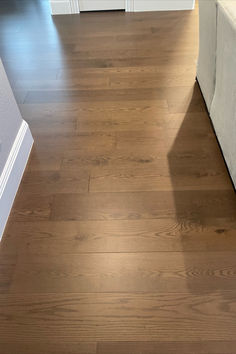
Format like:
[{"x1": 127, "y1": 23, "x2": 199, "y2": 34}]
[{"x1": 1, "y1": 0, "x2": 236, "y2": 353}]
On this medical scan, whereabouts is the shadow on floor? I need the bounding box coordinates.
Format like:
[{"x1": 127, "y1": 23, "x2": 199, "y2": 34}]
[{"x1": 167, "y1": 82, "x2": 236, "y2": 295}]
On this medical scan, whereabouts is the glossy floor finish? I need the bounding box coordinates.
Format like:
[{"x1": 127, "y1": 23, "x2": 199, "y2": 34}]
[{"x1": 1, "y1": 0, "x2": 236, "y2": 353}]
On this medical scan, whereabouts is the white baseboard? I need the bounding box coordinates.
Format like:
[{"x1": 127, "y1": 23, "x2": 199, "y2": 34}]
[
  {"x1": 133, "y1": 0, "x2": 195, "y2": 11},
  {"x1": 50, "y1": 0, "x2": 194, "y2": 14},
  {"x1": 0, "y1": 120, "x2": 33, "y2": 240},
  {"x1": 50, "y1": 0, "x2": 80, "y2": 15}
]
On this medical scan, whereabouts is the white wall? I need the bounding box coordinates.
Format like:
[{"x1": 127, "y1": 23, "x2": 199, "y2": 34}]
[
  {"x1": 0, "y1": 59, "x2": 33, "y2": 239},
  {"x1": 0, "y1": 61, "x2": 23, "y2": 175}
]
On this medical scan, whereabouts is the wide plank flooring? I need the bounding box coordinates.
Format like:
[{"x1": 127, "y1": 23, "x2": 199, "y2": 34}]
[{"x1": 1, "y1": 0, "x2": 236, "y2": 353}]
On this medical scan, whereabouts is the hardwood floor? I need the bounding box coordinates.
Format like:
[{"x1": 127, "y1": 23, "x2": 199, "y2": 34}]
[{"x1": 1, "y1": 0, "x2": 236, "y2": 353}]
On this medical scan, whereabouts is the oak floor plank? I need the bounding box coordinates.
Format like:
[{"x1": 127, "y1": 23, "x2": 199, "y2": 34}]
[
  {"x1": 3, "y1": 218, "x2": 236, "y2": 256},
  {"x1": 29, "y1": 119, "x2": 77, "y2": 137},
  {"x1": 13, "y1": 76, "x2": 109, "y2": 91},
  {"x1": 50, "y1": 191, "x2": 236, "y2": 222},
  {"x1": 21, "y1": 170, "x2": 90, "y2": 195},
  {"x1": 0, "y1": 255, "x2": 17, "y2": 294},
  {"x1": 1, "y1": 292, "x2": 236, "y2": 342},
  {"x1": 32, "y1": 133, "x2": 116, "y2": 156},
  {"x1": 9, "y1": 252, "x2": 236, "y2": 294},
  {"x1": 28, "y1": 151, "x2": 62, "y2": 172},
  {"x1": 61, "y1": 149, "x2": 224, "y2": 171},
  {"x1": 0, "y1": 342, "x2": 97, "y2": 354},
  {"x1": 76, "y1": 111, "x2": 214, "y2": 133},
  {"x1": 109, "y1": 72, "x2": 196, "y2": 89},
  {"x1": 97, "y1": 341, "x2": 236, "y2": 354},
  {"x1": 23, "y1": 86, "x2": 201, "y2": 105},
  {"x1": 90, "y1": 168, "x2": 232, "y2": 192},
  {"x1": 58, "y1": 64, "x2": 197, "y2": 77},
  {"x1": 11, "y1": 194, "x2": 53, "y2": 222}
]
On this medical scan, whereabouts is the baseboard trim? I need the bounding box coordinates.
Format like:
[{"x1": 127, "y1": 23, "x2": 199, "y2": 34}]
[
  {"x1": 0, "y1": 120, "x2": 33, "y2": 239},
  {"x1": 133, "y1": 0, "x2": 195, "y2": 12},
  {"x1": 50, "y1": 0, "x2": 195, "y2": 14}
]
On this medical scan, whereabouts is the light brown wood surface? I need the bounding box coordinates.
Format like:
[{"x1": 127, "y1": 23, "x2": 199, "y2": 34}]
[{"x1": 1, "y1": 0, "x2": 236, "y2": 353}]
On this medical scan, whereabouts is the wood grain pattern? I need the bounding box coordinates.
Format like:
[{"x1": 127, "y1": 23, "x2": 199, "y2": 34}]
[
  {"x1": 9, "y1": 252, "x2": 236, "y2": 293},
  {"x1": 11, "y1": 194, "x2": 53, "y2": 222},
  {"x1": 0, "y1": 255, "x2": 17, "y2": 294},
  {"x1": 97, "y1": 341, "x2": 236, "y2": 354},
  {"x1": 0, "y1": 342, "x2": 97, "y2": 354},
  {"x1": 1, "y1": 0, "x2": 236, "y2": 352},
  {"x1": 1, "y1": 292, "x2": 236, "y2": 342},
  {"x1": 90, "y1": 166, "x2": 231, "y2": 192},
  {"x1": 21, "y1": 170, "x2": 89, "y2": 194},
  {"x1": 49, "y1": 191, "x2": 236, "y2": 222},
  {"x1": 4, "y1": 218, "x2": 236, "y2": 256}
]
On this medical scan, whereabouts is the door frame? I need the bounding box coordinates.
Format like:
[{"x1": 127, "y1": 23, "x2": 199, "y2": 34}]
[{"x1": 70, "y1": 0, "x2": 80, "y2": 13}]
